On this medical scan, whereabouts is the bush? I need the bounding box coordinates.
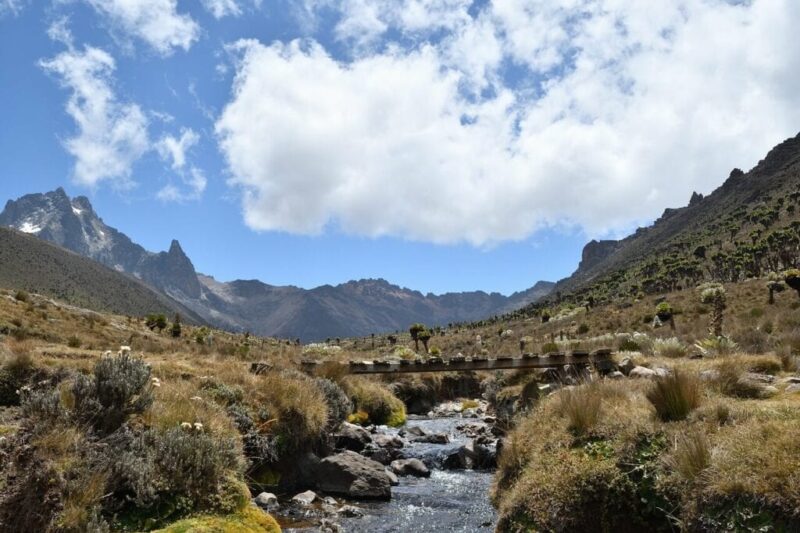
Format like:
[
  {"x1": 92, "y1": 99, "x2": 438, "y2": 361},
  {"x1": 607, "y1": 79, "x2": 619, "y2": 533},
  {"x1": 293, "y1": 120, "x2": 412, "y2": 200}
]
[
  {"x1": 67, "y1": 335, "x2": 81, "y2": 348},
  {"x1": 315, "y1": 377, "x2": 352, "y2": 431},
  {"x1": 646, "y1": 371, "x2": 702, "y2": 422},
  {"x1": 14, "y1": 290, "x2": 30, "y2": 302},
  {"x1": 73, "y1": 353, "x2": 154, "y2": 435},
  {"x1": 343, "y1": 377, "x2": 406, "y2": 427},
  {"x1": 652, "y1": 337, "x2": 688, "y2": 358},
  {"x1": 0, "y1": 349, "x2": 34, "y2": 406},
  {"x1": 577, "y1": 323, "x2": 590, "y2": 335},
  {"x1": 695, "y1": 336, "x2": 739, "y2": 357},
  {"x1": 541, "y1": 342, "x2": 560, "y2": 354},
  {"x1": 618, "y1": 336, "x2": 641, "y2": 352},
  {"x1": 557, "y1": 384, "x2": 602, "y2": 436}
]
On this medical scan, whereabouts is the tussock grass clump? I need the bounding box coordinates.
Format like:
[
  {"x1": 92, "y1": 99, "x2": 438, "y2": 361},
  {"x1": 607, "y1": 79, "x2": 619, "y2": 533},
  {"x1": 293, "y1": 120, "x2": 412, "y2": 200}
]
[
  {"x1": 256, "y1": 371, "x2": 329, "y2": 449},
  {"x1": 646, "y1": 371, "x2": 702, "y2": 422},
  {"x1": 343, "y1": 377, "x2": 406, "y2": 427},
  {"x1": 557, "y1": 383, "x2": 602, "y2": 436},
  {"x1": 712, "y1": 360, "x2": 766, "y2": 399},
  {"x1": 666, "y1": 430, "x2": 711, "y2": 482},
  {"x1": 652, "y1": 337, "x2": 688, "y2": 358}
]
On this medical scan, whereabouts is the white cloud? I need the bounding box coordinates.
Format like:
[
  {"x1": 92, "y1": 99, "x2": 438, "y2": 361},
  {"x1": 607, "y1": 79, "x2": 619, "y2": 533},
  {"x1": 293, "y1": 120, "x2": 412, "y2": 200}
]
[
  {"x1": 40, "y1": 43, "x2": 149, "y2": 188},
  {"x1": 0, "y1": 0, "x2": 27, "y2": 17},
  {"x1": 157, "y1": 128, "x2": 199, "y2": 170},
  {"x1": 84, "y1": 0, "x2": 199, "y2": 54},
  {"x1": 202, "y1": 0, "x2": 241, "y2": 18},
  {"x1": 219, "y1": 1, "x2": 800, "y2": 245},
  {"x1": 157, "y1": 167, "x2": 207, "y2": 202}
]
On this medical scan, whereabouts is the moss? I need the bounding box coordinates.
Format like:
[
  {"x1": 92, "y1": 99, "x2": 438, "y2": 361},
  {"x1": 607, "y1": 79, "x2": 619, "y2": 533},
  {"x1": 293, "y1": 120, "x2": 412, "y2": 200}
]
[{"x1": 153, "y1": 506, "x2": 281, "y2": 533}]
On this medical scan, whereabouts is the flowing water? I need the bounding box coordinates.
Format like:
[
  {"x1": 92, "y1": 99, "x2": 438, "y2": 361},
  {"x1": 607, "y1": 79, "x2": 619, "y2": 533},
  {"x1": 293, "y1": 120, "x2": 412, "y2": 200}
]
[{"x1": 283, "y1": 415, "x2": 498, "y2": 533}]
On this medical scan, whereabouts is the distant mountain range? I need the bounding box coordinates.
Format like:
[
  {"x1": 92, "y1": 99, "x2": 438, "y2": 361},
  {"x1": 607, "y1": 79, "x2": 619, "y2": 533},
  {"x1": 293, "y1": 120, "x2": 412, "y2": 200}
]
[{"x1": 0, "y1": 189, "x2": 553, "y2": 340}]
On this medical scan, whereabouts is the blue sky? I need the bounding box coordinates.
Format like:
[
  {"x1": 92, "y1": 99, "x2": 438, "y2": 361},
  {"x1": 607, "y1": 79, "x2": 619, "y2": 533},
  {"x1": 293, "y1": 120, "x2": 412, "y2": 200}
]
[{"x1": 1, "y1": 0, "x2": 799, "y2": 295}]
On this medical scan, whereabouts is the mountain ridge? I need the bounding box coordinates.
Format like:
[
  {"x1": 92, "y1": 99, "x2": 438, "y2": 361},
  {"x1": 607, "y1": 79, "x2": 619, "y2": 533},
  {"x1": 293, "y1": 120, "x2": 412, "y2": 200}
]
[
  {"x1": 532, "y1": 132, "x2": 800, "y2": 310},
  {"x1": 0, "y1": 190, "x2": 554, "y2": 340}
]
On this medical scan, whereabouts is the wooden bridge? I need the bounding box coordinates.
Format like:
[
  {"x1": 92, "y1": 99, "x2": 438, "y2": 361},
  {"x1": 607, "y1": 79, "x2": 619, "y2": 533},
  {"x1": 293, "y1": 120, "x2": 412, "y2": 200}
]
[{"x1": 251, "y1": 349, "x2": 615, "y2": 376}]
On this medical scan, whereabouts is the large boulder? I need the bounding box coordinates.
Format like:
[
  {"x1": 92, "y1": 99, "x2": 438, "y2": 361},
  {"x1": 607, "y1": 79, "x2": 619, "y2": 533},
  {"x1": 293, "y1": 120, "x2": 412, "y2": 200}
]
[
  {"x1": 316, "y1": 451, "x2": 393, "y2": 500},
  {"x1": 334, "y1": 422, "x2": 372, "y2": 452},
  {"x1": 390, "y1": 458, "x2": 431, "y2": 478}
]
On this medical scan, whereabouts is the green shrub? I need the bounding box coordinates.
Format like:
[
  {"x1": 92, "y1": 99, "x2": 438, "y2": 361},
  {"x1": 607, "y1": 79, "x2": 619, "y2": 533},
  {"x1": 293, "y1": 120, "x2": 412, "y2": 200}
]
[
  {"x1": 541, "y1": 342, "x2": 560, "y2": 354},
  {"x1": 577, "y1": 323, "x2": 590, "y2": 335},
  {"x1": 67, "y1": 335, "x2": 81, "y2": 348},
  {"x1": 618, "y1": 337, "x2": 641, "y2": 352},
  {"x1": 695, "y1": 336, "x2": 739, "y2": 357},
  {"x1": 646, "y1": 371, "x2": 702, "y2": 422},
  {"x1": 14, "y1": 290, "x2": 30, "y2": 302},
  {"x1": 344, "y1": 378, "x2": 406, "y2": 427}
]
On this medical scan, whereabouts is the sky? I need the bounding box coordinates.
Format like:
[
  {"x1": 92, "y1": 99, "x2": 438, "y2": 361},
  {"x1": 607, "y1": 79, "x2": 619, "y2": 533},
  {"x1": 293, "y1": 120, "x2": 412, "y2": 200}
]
[{"x1": 1, "y1": 0, "x2": 800, "y2": 296}]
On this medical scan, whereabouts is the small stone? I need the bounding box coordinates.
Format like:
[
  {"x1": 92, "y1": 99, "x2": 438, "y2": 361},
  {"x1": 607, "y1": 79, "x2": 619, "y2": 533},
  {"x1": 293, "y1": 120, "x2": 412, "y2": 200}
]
[
  {"x1": 292, "y1": 490, "x2": 318, "y2": 506},
  {"x1": 254, "y1": 492, "x2": 279, "y2": 511},
  {"x1": 373, "y1": 434, "x2": 404, "y2": 449},
  {"x1": 607, "y1": 371, "x2": 625, "y2": 380},
  {"x1": 629, "y1": 366, "x2": 656, "y2": 379},
  {"x1": 412, "y1": 432, "x2": 450, "y2": 444},
  {"x1": 337, "y1": 505, "x2": 363, "y2": 517},
  {"x1": 786, "y1": 384, "x2": 800, "y2": 394}
]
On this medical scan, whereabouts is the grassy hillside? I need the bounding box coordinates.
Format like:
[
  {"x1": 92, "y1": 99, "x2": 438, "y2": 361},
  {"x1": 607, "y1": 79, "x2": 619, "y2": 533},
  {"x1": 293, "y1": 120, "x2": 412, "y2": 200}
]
[
  {"x1": 0, "y1": 226, "x2": 202, "y2": 322},
  {"x1": 517, "y1": 133, "x2": 800, "y2": 314}
]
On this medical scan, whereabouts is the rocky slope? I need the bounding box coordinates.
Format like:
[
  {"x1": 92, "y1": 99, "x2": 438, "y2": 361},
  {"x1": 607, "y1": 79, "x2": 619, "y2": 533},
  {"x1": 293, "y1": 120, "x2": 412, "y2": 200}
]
[
  {"x1": 0, "y1": 189, "x2": 553, "y2": 340},
  {"x1": 536, "y1": 132, "x2": 800, "y2": 308}
]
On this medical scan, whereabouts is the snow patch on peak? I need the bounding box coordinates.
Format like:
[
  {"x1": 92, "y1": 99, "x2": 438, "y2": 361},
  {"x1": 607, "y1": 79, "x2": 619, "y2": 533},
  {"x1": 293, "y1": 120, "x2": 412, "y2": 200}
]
[
  {"x1": 18, "y1": 221, "x2": 42, "y2": 234},
  {"x1": 72, "y1": 206, "x2": 83, "y2": 216}
]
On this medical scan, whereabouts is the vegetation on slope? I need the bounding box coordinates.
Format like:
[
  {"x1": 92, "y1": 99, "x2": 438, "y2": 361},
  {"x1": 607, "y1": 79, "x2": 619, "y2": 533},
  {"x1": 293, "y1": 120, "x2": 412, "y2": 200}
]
[{"x1": 0, "y1": 227, "x2": 199, "y2": 322}]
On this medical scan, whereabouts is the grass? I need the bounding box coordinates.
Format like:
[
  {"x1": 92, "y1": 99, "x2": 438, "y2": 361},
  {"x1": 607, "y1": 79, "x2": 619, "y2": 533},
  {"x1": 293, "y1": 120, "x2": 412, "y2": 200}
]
[
  {"x1": 666, "y1": 430, "x2": 711, "y2": 482},
  {"x1": 646, "y1": 370, "x2": 703, "y2": 422},
  {"x1": 557, "y1": 383, "x2": 602, "y2": 436},
  {"x1": 343, "y1": 377, "x2": 406, "y2": 427}
]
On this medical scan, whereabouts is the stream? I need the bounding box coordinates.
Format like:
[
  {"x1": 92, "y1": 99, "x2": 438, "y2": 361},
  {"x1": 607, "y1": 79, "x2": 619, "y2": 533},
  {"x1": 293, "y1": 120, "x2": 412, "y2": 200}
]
[{"x1": 282, "y1": 414, "x2": 498, "y2": 532}]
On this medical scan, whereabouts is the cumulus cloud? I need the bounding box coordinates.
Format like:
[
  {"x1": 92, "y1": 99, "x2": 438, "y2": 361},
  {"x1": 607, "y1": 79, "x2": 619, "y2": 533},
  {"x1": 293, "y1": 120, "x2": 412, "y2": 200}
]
[
  {"x1": 219, "y1": 1, "x2": 800, "y2": 245},
  {"x1": 84, "y1": 0, "x2": 198, "y2": 54},
  {"x1": 40, "y1": 42, "x2": 149, "y2": 188}
]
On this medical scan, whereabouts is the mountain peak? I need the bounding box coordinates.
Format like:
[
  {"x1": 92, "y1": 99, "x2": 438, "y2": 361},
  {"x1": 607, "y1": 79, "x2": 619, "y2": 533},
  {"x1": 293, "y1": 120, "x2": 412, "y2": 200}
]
[{"x1": 169, "y1": 239, "x2": 184, "y2": 255}]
